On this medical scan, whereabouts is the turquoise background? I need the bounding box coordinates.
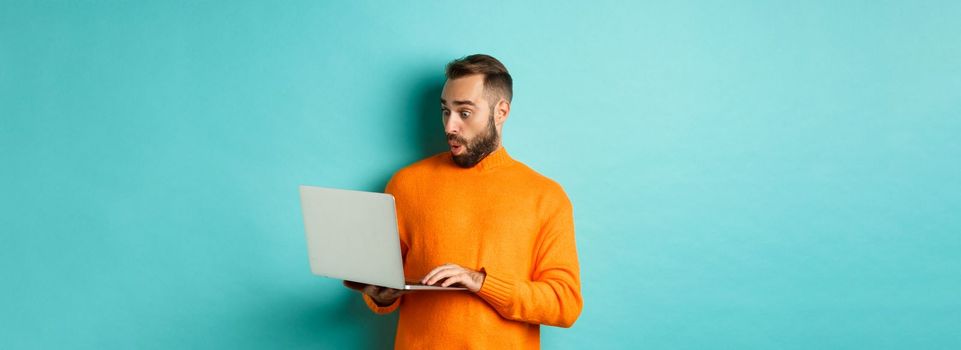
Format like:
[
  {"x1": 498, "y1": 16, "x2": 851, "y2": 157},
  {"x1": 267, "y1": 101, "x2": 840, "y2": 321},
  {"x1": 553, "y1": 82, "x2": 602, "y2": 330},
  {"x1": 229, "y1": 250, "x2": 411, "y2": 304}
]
[{"x1": 2, "y1": 1, "x2": 960, "y2": 348}]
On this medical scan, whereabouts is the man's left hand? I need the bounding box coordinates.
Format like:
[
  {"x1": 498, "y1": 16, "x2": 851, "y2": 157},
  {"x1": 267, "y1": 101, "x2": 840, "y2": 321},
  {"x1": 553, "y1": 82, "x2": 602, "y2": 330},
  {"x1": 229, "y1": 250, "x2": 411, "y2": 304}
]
[{"x1": 421, "y1": 263, "x2": 486, "y2": 292}]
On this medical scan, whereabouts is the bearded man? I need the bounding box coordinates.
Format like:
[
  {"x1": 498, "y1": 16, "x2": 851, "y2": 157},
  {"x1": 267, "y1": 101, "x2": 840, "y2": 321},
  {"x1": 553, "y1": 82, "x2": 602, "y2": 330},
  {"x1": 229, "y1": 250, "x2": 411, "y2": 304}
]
[{"x1": 344, "y1": 54, "x2": 582, "y2": 349}]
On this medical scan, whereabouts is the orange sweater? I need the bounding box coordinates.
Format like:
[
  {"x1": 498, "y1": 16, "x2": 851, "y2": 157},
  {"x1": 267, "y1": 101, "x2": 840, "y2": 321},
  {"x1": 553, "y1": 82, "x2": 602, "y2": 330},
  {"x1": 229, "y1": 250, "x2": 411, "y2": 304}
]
[{"x1": 361, "y1": 146, "x2": 582, "y2": 349}]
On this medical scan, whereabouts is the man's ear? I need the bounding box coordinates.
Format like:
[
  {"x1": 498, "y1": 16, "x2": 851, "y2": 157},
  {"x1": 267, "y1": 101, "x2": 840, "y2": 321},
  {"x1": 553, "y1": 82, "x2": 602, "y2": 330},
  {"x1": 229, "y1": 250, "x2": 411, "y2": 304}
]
[{"x1": 495, "y1": 99, "x2": 511, "y2": 125}]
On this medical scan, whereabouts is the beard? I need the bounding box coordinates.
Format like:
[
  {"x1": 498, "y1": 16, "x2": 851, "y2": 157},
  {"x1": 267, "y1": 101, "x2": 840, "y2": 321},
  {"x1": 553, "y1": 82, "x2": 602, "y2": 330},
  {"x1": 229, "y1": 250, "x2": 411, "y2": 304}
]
[{"x1": 448, "y1": 113, "x2": 500, "y2": 168}]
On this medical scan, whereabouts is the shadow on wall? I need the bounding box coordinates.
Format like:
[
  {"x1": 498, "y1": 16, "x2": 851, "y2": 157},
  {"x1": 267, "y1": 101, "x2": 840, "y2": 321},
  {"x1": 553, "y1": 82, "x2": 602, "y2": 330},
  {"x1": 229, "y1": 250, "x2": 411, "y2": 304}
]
[
  {"x1": 414, "y1": 80, "x2": 448, "y2": 160},
  {"x1": 360, "y1": 68, "x2": 448, "y2": 193},
  {"x1": 298, "y1": 69, "x2": 447, "y2": 348}
]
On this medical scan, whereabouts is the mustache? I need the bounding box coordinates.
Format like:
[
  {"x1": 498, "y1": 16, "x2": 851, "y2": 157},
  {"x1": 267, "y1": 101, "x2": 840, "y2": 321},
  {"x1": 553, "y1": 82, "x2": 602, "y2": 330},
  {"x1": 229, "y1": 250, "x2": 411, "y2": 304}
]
[{"x1": 446, "y1": 134, "x2": 467, "y2": 145}]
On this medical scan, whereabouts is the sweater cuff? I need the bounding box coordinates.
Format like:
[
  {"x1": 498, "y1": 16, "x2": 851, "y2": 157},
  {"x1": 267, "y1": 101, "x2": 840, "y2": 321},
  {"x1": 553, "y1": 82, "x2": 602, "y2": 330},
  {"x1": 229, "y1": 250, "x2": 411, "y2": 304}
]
[
  {"x1": 363, "y1": 293, "x2": 401, "y2": 314},
  {"x1": 477, "y1": 268, "x2": 515, "y2": 309}
]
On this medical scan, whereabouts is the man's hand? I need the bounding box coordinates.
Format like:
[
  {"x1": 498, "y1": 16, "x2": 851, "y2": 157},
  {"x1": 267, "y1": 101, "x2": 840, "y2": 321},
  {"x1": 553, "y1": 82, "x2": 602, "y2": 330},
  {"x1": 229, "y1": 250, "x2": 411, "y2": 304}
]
[
  {"x1": 421, "y1": 263, "x2": 486, "y2": 293},
  {"x1": 343, "y1": 280, "x2": 409, "y2": 306}
]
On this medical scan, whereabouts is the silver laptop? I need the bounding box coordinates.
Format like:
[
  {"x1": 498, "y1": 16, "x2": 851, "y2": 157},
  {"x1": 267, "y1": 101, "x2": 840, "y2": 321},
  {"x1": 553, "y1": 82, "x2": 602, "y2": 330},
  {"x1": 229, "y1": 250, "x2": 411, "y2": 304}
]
[{"x1": 299, "y1": 185, "x2": 465, "y2": 291}]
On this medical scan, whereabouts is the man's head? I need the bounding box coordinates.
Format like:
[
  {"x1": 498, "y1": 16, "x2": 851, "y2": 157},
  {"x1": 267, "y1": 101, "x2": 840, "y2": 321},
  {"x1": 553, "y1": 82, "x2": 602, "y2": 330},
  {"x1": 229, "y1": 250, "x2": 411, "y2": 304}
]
[{"x1": 440, "y1": 54, "x2": 513, "y2": 168}]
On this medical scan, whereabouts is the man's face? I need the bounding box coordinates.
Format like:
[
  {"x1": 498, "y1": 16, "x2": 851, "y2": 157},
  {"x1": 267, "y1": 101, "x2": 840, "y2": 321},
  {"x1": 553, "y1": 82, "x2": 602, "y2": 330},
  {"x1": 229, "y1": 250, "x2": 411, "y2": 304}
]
[{"x1": 440, "y1": 74, "x2": 502, "y2": 168}]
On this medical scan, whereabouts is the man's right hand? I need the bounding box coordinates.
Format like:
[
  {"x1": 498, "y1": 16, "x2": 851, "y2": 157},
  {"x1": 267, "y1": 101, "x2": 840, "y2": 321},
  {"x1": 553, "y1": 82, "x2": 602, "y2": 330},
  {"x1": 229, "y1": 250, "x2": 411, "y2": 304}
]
[{"x1": 343, "y1": 280, "x2": 409, "y2": 306}]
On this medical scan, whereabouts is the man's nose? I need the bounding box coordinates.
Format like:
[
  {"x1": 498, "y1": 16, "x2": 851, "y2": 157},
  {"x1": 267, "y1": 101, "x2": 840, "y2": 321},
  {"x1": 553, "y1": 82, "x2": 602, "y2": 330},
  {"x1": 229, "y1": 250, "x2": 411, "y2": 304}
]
[{"x1": 444, "y1": 117, "x2": 460, "y2": 135}]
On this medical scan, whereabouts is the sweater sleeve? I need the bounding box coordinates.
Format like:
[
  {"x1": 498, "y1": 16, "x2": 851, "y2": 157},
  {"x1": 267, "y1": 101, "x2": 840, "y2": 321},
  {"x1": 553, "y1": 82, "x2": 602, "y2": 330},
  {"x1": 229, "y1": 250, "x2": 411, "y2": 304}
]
[
  {"x1": 476, "y1": 193, "x2": 583, "y2": 328},
  {"x1": 363, "y1": 293, "x2": 401, "y2": 314}
]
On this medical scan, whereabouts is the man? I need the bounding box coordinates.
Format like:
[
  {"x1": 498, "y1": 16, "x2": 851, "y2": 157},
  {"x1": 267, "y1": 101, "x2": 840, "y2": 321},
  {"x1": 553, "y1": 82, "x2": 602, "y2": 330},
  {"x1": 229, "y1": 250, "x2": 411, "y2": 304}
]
[{"x1": 344, "y1": 54, "x2": 582, "y2": 348}]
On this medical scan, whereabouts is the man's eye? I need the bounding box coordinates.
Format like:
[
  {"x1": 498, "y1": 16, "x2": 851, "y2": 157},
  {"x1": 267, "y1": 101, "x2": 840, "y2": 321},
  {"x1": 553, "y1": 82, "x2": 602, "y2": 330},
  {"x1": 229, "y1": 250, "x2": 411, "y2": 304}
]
[
  {"x1": 460, "y1": 111, "x2": 471, "y2": 118},
  {"x1": 441, "y1": 109, "x2": 450, "y2": 116}
]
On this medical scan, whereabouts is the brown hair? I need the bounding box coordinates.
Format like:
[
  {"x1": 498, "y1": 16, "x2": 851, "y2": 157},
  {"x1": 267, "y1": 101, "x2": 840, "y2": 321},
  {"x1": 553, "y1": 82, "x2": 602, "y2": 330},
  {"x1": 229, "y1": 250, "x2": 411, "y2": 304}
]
[{"x1": 445, "y1": 54, "x2": 513, "y2": 105}]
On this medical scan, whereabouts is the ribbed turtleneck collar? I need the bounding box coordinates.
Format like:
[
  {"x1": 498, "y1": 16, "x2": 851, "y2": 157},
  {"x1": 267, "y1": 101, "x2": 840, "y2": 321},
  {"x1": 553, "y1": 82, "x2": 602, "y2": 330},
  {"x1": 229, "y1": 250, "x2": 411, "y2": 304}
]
[{"x1": 450, "y1": 145, "x2": 515, "y2": 172}]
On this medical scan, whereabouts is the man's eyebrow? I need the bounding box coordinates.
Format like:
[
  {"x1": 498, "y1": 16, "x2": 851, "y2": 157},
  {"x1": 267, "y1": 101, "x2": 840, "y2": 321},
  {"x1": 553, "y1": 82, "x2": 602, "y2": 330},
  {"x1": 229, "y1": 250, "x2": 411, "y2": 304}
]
[{"x1": 440, "y1": 98, "x2": 476, "y2": 107}]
